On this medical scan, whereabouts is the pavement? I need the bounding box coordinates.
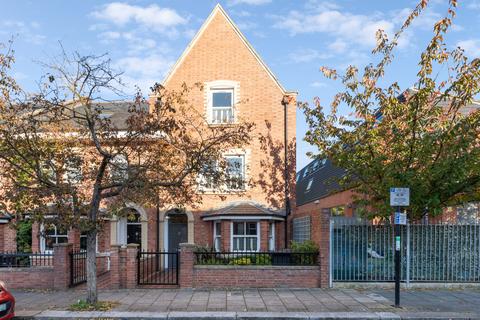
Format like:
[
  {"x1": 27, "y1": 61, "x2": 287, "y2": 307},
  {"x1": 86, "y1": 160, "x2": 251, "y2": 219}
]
[{"x1": 12, "y1": 287, "x2": 480, "y2": 319}]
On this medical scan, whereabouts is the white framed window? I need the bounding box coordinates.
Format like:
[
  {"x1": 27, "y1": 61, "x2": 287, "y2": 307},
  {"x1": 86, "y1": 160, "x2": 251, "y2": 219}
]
[
  {"x1": 214, "y1": 221, "x2": 221, "y2": 252},
  {"x1": 231, "y1": 221, "x2": 259, "y2": 252},
  {"x1": 41, "y1": 225, "x2": 68, "y2": 253},
  {"x1": 198, "y1": 160, "x2": 218, "y2": 190},
  {"x1": 64, "y1": 155, "x2": 83, "y2": 184},
  {"x1": 268, "y1": 222, "x2": 275, "y2": 251},
  {"x1": 210, "y1": 88, "x2": 234, "y2": 124},
  {"x1": 80, "y1": 232, "x2": 99, "y2": 252},
  {"x1": 198, "y1": 155, "x2": 245, "y2": 191},
  {"x1": 111, "y1": 154, "x2": 128, "y2": 183},
  {"x1": 225, "y1": 155, "x2": 245, "y2": 190}
]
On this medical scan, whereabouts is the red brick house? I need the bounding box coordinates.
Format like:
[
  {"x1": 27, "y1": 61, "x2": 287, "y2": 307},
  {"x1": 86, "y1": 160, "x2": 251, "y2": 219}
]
[{"x1": 4, "y1": 4, "x2": 297, "y2": 256}]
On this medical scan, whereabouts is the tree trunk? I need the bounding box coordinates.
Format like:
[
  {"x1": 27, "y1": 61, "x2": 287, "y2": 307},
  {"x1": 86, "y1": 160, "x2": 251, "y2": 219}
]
[{"x1": 86, "y1": 229, "x2": 98, "y2": 304}]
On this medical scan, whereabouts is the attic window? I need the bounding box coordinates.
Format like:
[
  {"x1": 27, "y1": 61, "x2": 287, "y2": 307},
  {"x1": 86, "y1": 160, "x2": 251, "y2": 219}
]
[
  {"x1": 210, "y1": 89, "x2": 234, "y2": 124},
  {"x1": 306, "y1": 178, "x2": 313, "y2": 192}
]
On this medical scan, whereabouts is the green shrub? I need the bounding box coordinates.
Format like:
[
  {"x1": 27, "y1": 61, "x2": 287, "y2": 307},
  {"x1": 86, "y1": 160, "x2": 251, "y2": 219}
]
[
  {"x1": 229, "y1": 257, "x2": 252, "y2": 265},
  {"x1": 251, "y1": 254, "x2": 272, "y2": 265},
  {"x1": 290, "y1": 240, "x2": 319, "y2": 265}
]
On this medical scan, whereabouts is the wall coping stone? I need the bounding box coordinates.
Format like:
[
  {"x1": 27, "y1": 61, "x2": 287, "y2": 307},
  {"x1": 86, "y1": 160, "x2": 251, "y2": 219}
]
[{"x1": 194, "y1": 265, "x2": 319, "y2": 270}]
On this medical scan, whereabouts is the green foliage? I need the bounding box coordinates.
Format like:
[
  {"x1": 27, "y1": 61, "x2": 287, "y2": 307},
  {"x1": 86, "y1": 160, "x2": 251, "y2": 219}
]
[
  {"x1": 68, "y1": 300, "x2": 119, "y2": 312},
  {"x1": 229, "y1": 257, "x2": 252, "y2": 265},
  {"x1": 15, "y1": 220, "x2": 32, "y2": 253},
  {"x1": 291, "y1": 240, "x2": 319, "y2": 254},
  {"x1": 302, "y1": 0, "x2": 480, "y2": 220}
]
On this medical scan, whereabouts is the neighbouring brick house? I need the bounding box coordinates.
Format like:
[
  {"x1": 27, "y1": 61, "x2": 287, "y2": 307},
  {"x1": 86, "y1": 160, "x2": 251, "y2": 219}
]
[
  {"x1": 290, "y1": 99, "x2": 480, "y2": 244},
  {"x1": 2, "y1": 4, "x2": 296, "y2": 257}
]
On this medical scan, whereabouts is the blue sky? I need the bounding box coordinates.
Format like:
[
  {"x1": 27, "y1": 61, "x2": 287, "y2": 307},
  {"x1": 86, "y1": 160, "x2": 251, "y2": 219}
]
[{"x1": 2, "y1": 0, "x2": 480, "y2": 170}]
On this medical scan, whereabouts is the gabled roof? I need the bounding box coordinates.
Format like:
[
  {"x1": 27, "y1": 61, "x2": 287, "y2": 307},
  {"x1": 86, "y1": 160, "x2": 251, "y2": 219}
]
[
  {"x1": 296, "y1": 159, "x2": 347, "y2": 206},
  {"x1": 162, "y1": 3, "x2": 294, "y2": 95}
]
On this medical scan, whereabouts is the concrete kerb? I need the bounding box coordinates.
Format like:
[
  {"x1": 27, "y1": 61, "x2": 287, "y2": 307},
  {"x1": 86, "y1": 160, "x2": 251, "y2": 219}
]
[{"x1": 15, "y1": 311, "x2": 480, "y2": 320}]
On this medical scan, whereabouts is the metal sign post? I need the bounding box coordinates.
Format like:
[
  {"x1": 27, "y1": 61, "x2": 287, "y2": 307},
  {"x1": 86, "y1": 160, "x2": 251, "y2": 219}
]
[{"x1": 390, "y1": 188, "x2": 409, "y2": 308}]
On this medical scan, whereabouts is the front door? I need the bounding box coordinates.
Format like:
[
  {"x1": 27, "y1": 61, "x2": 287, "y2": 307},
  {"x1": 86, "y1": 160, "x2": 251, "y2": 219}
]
[{"x1": 168, "y1": 219, "x2": 188, "y2": 252}]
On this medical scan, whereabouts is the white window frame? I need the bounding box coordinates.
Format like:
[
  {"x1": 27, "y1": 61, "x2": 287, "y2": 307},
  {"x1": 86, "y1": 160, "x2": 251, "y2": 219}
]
[
  {"x1": 213, "y1": 221, "x2": 222, "y2": 252},
  {"x1": 40, "y1": 224, "x2": 68, "y2": 254},
  {"x1": 198, "y1": 154, "x2": 246, "y2": 192},
  {"x1": 225, "y1": 155, "x2": 245, "y2": 191},
  {"x1": 209, "y1": 88, "x2": 235, "y2": 124},
  {"x1": 111, "y1": 154, "x2": 128, "y2": 183},
  {"x1": 268, "y1": 222, "x2": 275, "y2": 251},
  {"x1": 306, "y1": 178, "x2": 313, "y2": 192},
  {"x1": 230, "y1": 221, "x2": 260, "y2": 252}
]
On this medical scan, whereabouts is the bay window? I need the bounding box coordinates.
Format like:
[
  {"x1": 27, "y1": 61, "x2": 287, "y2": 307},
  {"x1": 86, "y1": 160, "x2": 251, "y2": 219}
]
[
  {"x1": 231, "y1": 221, "x2": 259, "y2": 252},
  {"x1": 214, "y1": 221, "x2": 221, "y2": 251},
  {"x1": 268, "y1": 222, "x2": 275, "y2": 251}
]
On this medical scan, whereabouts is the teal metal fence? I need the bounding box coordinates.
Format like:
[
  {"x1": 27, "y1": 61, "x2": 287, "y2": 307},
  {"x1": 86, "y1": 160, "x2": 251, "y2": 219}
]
[{"x1": 331, "y1": 222, "x2": 480, "y2": 283}]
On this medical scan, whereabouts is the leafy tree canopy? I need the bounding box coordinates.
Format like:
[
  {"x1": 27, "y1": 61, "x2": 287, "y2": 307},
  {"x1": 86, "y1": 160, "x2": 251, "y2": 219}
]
[{"x1": 302, "y1": 0, "x2": 480, "y2": 220}]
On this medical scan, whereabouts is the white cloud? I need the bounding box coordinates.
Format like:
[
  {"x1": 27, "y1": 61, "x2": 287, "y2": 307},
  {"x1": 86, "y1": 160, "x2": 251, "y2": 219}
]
[
  {"x1": 91, "y1": 2, "x2": 187, "y2": 35},
  {"x1": 114, "y1": 54, "x2": 174, "y2": 93},
  {"x1": 2, "y1": 20, "x2": 46, "y2": 45},
  {"x1": 228, "y1": 0, "x2": 271, "y2": 5},
  {"x1": 274, "y1": 10, "x2": 394, "y2": 48},
  {"x1": 328, "y1": 39, "x2": 347, "y2": 54},
  {"x1": 288, "y1": 49, "x2": 331, "y2": 63},
  {"x1": 457, "y1": 39, "x2": 480, "y2": 58},
  {"x1": 310, "y1": 81, "x2": 327, "y2": 88}
]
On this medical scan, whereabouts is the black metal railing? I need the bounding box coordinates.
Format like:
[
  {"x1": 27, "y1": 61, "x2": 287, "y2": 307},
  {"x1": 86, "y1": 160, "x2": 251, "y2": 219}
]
[
  {"x1": 195, "y1": 251, "x2": 319, "y2": 266},
  {"x1": 137, "y1": 251, "x2": 179, "y2": 285},
  {"x1": 70, "y1": 250, "x2": 87, "y2": 287},
  {"x1": 0, "y1": 251, "x2": 53, "y2": 268}
]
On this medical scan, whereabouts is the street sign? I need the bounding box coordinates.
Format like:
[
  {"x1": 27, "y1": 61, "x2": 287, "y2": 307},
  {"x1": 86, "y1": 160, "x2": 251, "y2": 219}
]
[
  {"x1": 390, "y1": 188, "x2": 410, "y2": 206},
  {"x1": 394, "y1": 212, "x2": 407, "y2": 225}
]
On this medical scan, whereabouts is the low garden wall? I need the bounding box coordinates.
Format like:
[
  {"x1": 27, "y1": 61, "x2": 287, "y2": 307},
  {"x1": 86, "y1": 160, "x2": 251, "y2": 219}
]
[
  {"x1": 0, "y1": 267, "x2": 55, "y2": 289},
  {"x1": 193, "y1": 265, "x2": 320, "y2": 288}
]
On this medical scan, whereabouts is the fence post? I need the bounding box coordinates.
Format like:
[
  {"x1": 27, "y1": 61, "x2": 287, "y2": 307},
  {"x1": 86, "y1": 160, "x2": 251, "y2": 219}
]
[
  {"x1": 406, "y1": 223, "x2": 410, "y2": 287},
  {"x1": 318, "y1": 208, "x2": 331, "y2": 288},
  {"x1": 179, "y1": 243, "x2": 195, "y2": 288},
  {"x1": 53, "y1": 243, "x2": 73, "y2": 290},
  {"x1": 125, "y1": 244, "x2": 138, "y2": 288},
  {"x1": 329, "y1": 219, "x2": 334, "y2": 288}
]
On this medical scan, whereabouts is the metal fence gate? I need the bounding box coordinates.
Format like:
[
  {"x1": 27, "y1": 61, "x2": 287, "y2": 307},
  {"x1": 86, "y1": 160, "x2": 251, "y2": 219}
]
[
  {"x1": 70, "y1": 251, "x2": 87, "y2": 287},
  {"x1": 137, "y1": 251, "x2": 179, "y2": 285},
  {"x1": 331, "y1": 222, "x2": 480, "y2": 284}
]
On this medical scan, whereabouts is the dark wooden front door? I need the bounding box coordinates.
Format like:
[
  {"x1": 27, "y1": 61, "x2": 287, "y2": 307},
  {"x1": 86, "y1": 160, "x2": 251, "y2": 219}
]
[{"x1": 168, "y1": 221, "x2": 187, "y2": 252}]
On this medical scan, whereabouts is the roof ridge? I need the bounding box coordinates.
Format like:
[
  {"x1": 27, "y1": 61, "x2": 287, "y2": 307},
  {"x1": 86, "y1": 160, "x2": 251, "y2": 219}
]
[{"x1": 161, "y1": 3, "x2": 291, "y2": 94}]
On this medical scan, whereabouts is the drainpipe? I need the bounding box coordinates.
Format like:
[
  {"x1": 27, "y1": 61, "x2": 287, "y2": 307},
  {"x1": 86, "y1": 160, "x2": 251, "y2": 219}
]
[{"x1": 282, "y1": 95, "x2": 291, "y2": 249}]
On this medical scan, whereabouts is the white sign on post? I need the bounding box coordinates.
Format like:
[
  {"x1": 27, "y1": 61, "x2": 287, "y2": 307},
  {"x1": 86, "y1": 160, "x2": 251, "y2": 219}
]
[
  {"x1": 390, "y1": 188, "x2": 410, "y2": 206},
  {"x1": 394, "y1": 212, "x2": 407, "y2": 225}
]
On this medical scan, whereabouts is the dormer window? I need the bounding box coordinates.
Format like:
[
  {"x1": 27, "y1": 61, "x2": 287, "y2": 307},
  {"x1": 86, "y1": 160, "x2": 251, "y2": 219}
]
[{"x1": 210, "y1": 88, "x2": 234, "y2": 124}]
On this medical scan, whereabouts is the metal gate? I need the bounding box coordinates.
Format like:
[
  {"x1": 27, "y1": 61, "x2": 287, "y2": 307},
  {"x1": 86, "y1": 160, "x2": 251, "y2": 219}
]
[
  {"x1": 70, "y1": 251, "x2": 87, "y2": 287},
  {"x1": 331, "y1": 221, "x2": 480, "y2": 284},
  {"x1": 137, "y1": 251, "x2": 179, "y2": 285}
]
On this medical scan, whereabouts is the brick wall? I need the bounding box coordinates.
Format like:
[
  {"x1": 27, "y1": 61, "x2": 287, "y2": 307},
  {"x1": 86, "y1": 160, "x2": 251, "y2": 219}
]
[
  {"x1": 193, "y1": 265, "x2": 319, "y2": 288},
  {"x1": 0, "y1": 267, "x2": 55, "y2": 289}
]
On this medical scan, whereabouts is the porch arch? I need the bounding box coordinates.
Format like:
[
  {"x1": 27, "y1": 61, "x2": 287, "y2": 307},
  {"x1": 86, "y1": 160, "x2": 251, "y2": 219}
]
[{"x1": 158, "y1": 208, "x2": 194, "y2": 251}]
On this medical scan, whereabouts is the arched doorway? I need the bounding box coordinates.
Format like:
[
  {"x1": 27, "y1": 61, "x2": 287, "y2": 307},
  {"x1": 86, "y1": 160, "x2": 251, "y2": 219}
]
[
  {"x1": 126, "y1": 209, "x2": 142, "y2": 250},
  {"x1": 116, "y1": 205, "x2": 148, "y2": 250},
  {"x1": 166, "y1": 208, "x2": 188, "y2": 252}
]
